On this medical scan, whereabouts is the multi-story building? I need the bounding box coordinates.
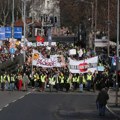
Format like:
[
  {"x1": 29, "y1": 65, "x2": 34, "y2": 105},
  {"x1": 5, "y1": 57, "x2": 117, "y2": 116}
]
[
  {"x1": 29, "y1": 0, "x2": 71, "y2": 37},
  {"x1": 29, "y1": 0, "x2": 60, "y2": 28}
]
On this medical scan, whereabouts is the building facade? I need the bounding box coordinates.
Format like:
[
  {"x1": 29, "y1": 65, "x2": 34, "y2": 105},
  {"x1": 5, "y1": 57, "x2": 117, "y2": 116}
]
[{"x1": 29, "y1": 0, "x2": 60, "y2": 27}]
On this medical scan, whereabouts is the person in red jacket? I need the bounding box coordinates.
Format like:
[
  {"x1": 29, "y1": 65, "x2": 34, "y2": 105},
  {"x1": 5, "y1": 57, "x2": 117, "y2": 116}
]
[{"x1": 17, "y1": 73, "x2": 23, "y2": 91}]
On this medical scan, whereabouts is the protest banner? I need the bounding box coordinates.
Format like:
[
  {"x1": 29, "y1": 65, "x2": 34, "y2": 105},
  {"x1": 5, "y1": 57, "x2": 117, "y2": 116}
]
[{"x1": 68, "y1": 56, "x2": 98, "y2": 73}]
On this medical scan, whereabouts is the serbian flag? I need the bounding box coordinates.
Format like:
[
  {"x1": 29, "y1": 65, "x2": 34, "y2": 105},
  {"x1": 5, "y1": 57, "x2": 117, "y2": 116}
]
[{"x1": 36, "y1": 35, "x2": 45, "y2": 42}]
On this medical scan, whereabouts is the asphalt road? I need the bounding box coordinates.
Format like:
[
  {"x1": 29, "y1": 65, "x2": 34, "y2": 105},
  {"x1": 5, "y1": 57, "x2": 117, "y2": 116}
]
[{"x1": 0, "y1": 91, "x2": 117, "y2": 120}]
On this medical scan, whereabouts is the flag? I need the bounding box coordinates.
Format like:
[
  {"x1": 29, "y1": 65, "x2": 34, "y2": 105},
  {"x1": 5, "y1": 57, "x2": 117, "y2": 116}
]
[{"x1": 36, "y1": 35, "x2": 45, "y2": 42}]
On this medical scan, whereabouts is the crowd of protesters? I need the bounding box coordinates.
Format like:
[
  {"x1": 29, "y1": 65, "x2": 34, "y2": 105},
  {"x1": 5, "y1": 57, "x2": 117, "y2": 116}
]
[{"x1": 0, "y1": 40, "x2": 119, "y2": 92}]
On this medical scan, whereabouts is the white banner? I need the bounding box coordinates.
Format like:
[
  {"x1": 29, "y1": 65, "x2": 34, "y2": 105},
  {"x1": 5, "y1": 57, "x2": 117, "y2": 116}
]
[
  {"x1": 32, "y1": 50, "x2": 63, "y2": 67},
  {"x1": 69, "y1": 56, "x2": 98, "y2": 73},
  {"x1": 69, "y1": 49, "x2": 76, "y2": 55},
  {"x1": 37, "y1": 42, "x2": 56, "y2": 46}
]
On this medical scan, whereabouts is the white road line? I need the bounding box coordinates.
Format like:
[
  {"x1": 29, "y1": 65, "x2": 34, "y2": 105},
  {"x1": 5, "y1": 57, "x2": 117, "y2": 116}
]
[
  {"x1": 19, "y1": 96, "x2": 25, "y2": 99},
  {"x1": 4, "y1": 104, "x2": 9, "y2": 108},
  {"x1": 0, "y1": 91, "x2": 33, "y2": 112},
  {"x1": 12, "y1": 100, "x2": 17, "y2": 103},
  {"x1": 26, "y1": 92, "x2": 31, "y2": 95}
]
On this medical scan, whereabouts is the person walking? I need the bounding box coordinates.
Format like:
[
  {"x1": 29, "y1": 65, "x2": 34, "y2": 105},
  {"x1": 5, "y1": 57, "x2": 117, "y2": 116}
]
[
  {"x1": 96, "y1": 88, "x2": 109, "y2": 116},
  {"x1": 22, "y1": 73, "x2": 30, "y2": 91}
]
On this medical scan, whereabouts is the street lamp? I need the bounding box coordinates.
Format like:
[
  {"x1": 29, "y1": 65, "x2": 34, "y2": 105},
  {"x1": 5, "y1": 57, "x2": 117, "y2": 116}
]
[
  {"x1": 116, "y1": 0, "x2": 119, "y2": 106},
  {"x1": 11, "y1": 0, "x2": 14, "y2": 61},
  {"x1": 22, "y1": 0, "x2": 30, "y2": 62}
]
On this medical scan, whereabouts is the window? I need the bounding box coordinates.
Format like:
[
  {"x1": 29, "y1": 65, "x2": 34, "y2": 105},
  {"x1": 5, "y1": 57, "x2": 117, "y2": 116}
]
[{"x1": 47, "y1": 0, "x2": 50, "y2": 8}]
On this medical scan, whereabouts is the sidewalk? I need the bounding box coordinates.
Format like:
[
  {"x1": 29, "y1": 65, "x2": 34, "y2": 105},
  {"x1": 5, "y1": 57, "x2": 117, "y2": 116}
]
[{"x1": 107, "y1": 88, "x2": 120, "y2": 119}]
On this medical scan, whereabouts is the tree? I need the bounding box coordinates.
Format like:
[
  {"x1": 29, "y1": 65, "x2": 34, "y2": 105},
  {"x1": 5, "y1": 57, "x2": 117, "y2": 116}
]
[
  {"x1": 59, "y1": 0, "x2": 119, "y2": 40},
  {"x1": 0, "y1": 0, "x2": 12, "y2": 25}
]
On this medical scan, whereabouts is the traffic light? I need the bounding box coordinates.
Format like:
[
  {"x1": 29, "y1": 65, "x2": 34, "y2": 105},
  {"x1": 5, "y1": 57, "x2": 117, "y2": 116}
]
[{"x1": 54, "y1": 16, "x2": 57, "y2": 23}]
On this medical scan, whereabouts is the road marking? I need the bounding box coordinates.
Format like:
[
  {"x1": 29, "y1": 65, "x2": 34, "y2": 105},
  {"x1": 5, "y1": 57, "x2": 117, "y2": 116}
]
[
  {"x1": 26, "y1": 92, "x2": 31, "y2": 95},
  {"x1": 4, "y1": 104, "x2": 9, "y2": 108},
  {"x1": 19, "y1": 96, "x2": 25, "y2": 99},
  {"x1": 12, "y1": 100, "x2": 17, "y2": 103},
  {"x1": 0, "y1": 90, "x2": 33, "y2": 112}
]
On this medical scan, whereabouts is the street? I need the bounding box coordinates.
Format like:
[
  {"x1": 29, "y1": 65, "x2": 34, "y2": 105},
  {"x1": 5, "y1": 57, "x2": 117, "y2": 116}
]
[{"x1": 0, "y1": 90, "x2": 117, "y2": 120}]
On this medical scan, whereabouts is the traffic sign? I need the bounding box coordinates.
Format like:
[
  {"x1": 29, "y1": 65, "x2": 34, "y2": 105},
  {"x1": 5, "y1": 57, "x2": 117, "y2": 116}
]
[
  {"x1": 14, "y1": 27, "x2": 22, "y2": 39},
  {"x1": 5, "y1": 27, "x2": 12, "y2": 38},
  {"x1": 9, "y1": 48, "x2": 15, "y2": 54},
  {"x1": 0, "y1": 27, "x2": 6, "y2": 40}
]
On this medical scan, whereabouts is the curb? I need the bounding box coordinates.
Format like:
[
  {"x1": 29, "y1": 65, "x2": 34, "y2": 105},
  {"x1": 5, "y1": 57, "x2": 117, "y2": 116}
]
[{"x1": 106, "y1": 105, "x2": 120, "y2": 120}]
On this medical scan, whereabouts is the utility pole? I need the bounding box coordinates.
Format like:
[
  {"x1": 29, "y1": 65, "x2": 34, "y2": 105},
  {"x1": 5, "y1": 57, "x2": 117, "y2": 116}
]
[
  {"x1": 107, "y1": 0, "x2": 110, "y2": 57},
  {"x1": 94, "y1": 0, "x2": 97, "y2": 51},
  {"x1": 91, "y1": 2, "x2": 94, "y2": 48},
  {"x1": 11, "y1": 0, "x2": 14, "y2": 61},
  {"x1": 116, "y1": 0, "x2": 119, "y2": 106},
  {"x1": 23, "y1": 0, "x2": 26, "y2": 62}
]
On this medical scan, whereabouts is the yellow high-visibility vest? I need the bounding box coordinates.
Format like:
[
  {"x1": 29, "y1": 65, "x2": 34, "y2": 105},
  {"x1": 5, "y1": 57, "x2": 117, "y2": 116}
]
[
  {"x1": 77, "y1": 76, "x2": 80, "y2": 83},
  {"x1": 0, "y1": 76, "x2": 3, "y2": 83},
  {"x1": 11, "y1": 76, "x2": 15, "y2": 82},
  {"x1": 7, "y1": 75, "x2": 10, "y2": 82},
  {"x1": 33, "y1": 75, "x2": 37, "y2": 81},
  {"x1": 59, "y1": 75, "x2": 64, "y2": 83},
  {"x1": 49, "y1": 77, "x2": 55, "y2": 85},
  {"x1": 83, "y1": 76, "x2": 86, "y2": 84},
  {"x1": 67, "y1": 77, "x2": 71, "y2": 83},
  {"x1": 73, "y1": 77, "x2": 77, "y2": 82},
  {"x1": 87, "y1": 74, "x2": 92, "y2": 81},
  {"x1": 41, "y1": 75, "x2": 46, "y2": 82}
]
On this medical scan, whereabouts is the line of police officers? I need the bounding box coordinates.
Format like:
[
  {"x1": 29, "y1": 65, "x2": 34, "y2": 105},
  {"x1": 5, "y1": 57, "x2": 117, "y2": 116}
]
[
  {"x1": 0, "y1": 68, "x2": 110, "y2": 92},
  {"x1": 32, "y1": 69, "x2": 94, "y2": 92},
  {"x1": 0, "y1": 73, "x2": 17, "y2": 91}
]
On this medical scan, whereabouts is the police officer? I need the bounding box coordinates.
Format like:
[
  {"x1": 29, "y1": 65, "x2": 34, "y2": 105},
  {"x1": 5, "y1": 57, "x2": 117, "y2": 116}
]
[
  {"x1": 87, "y1": 71, "x2": 92, "y2": 91},
  {"x1": 10, "y1": 73, "x2": 15, "y2": 91},
  {"x1": 33, "y1": 72, "x2": 39, "y2": 88},
  {"x1": 0, "y1": 73, "x2": 5, "y2": 91},
  {"x1": 54, "y1": 71, "x2": 59, "y2": 92},
  {"x1": 49, "y1": 74, "x2": 55, "y2": 92},
  {"x1": 65, "y1": 73, "x2": 72, "y2": 92},
  {"x1": 40, "y1": 73, "x2": 46, "y2": 91},
  {"x1": 59, "y1": 72, "x2": 64, "y2": 91},
  {"x1": 72, "y1": 74, "x2": 78, "y2": 91}
]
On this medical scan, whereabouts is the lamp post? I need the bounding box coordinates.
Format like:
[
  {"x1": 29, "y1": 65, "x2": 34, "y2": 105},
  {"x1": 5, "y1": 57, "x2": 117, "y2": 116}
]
[
  {"x1": 116, "y1": 0, "x2": 119, "y2": 106},
  {"x1": 22, "y1": 0, "x2": 30, "y2": 62},
  {"x1": 12, "y1": 0, "x2": 14, "y2": 37},
  {"x1": 11, "y1": 0, "x2": 14, "y2": 61}
]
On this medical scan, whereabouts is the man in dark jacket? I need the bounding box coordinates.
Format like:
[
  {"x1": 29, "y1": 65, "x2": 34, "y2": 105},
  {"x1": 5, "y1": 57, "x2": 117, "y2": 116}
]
[{"x1": 96, "y1": 88, "x2": 109, "y2": 116}]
